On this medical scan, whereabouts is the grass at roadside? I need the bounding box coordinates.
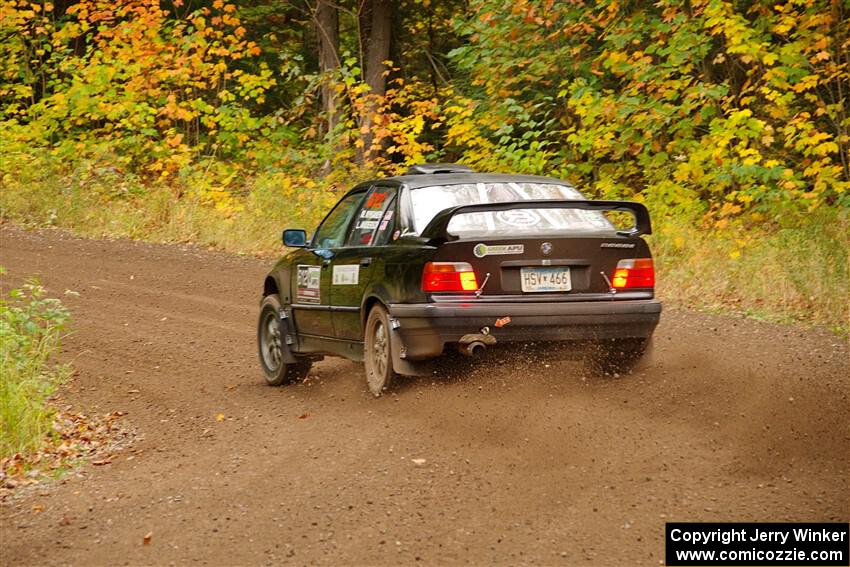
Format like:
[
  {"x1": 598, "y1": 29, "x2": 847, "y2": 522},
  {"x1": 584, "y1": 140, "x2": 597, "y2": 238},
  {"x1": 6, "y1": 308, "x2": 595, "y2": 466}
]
[
  {"x1": 1, "y1": 166, "x2": 848, "y2": 335},
  {"x1": 0, "y1": 275, "x2": 72, "y2": 456},
  {"x1": 0, "y1": 162, "x2": 339, "y2": 254},
  {"x1": 653, "y1": 212, "x2": 849, "y2": 335}
]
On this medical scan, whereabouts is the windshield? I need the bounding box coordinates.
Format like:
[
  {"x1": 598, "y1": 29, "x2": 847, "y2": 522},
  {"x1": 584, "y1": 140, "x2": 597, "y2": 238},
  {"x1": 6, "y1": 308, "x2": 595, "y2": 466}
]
[{"x1": 409, "y1": 182, "x2": 613, "y2": 236}]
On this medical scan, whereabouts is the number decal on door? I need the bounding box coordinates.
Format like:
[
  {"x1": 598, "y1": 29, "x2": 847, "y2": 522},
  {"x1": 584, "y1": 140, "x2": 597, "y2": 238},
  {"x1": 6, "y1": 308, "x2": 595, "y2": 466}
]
[{"x1": 296, "y1": 265, "x2": 321, "y2": 303}]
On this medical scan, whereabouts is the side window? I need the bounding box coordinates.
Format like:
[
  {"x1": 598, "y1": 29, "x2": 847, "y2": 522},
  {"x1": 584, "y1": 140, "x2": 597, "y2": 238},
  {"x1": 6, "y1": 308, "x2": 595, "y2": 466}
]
[
  {"x1": 313, "y1": 191, "x2": 366, "y2": 249},
  {"x1": 372, "y1": 195, "x2": 397, "y2": 246},
  {"x1": 346, "y1": 186, "x2": 397, "y2": 246}
]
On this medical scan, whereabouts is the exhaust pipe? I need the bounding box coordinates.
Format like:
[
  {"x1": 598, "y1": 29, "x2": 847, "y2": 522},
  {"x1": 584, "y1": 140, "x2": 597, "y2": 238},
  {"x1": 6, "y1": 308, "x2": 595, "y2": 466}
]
[
  {"x1": 459, "y1": 341, "x2": 486, "y2": 358},
  {"x1": 458, "y1": 331, "x2": 497, "y2": 358}
]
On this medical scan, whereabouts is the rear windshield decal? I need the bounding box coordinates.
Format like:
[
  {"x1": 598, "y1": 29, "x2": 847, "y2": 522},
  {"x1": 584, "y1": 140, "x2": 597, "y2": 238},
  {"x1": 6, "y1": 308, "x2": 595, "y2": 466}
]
[
  {"x1": 496, "y1": 209, "x2": 540, "y2": 227},
  {"x1": 296, "y1": 265, "x2": 321, "y2": 303},
  {"x1": 332, "y1": 265, "x2": 360, "y2": 285},
  {"x1": 473, "y1": 243, "x2": 524, "y2": 258}
]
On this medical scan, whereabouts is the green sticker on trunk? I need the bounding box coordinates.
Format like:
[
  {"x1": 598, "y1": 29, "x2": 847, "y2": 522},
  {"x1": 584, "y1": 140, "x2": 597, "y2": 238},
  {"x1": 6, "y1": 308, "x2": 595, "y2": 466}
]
[{"x1": 473, "y1": 243, "x2": 524, "y2": 258}]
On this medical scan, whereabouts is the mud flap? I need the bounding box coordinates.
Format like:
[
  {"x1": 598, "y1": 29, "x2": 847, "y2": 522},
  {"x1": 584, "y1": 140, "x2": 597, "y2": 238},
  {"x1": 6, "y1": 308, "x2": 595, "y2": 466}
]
[
  {"x1": 277, "y1": 307, "x2": 298, "y2": 365},
  {"x1": 388, "y1": 317, "x2": 432, "y2": 377}
]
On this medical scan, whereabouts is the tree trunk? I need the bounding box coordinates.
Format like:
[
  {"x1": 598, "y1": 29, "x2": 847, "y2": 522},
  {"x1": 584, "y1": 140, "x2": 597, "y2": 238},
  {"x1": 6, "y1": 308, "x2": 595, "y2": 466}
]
[
  {"x1": 359, "y1": 0, "x2": 392, "y2": 162},
  {"x1": 365, "y1": 0, "x2": 391, "y2": 99},
  {"x1": 315, "y1": 0, "x2": 339, "y2": 136}
]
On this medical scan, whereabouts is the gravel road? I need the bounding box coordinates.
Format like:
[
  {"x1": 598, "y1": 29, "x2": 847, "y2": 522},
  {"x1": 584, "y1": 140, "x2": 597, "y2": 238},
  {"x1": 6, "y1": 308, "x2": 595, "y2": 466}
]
[{"x1": 1, "y1": 225, "x2": 848, "y2": 566}]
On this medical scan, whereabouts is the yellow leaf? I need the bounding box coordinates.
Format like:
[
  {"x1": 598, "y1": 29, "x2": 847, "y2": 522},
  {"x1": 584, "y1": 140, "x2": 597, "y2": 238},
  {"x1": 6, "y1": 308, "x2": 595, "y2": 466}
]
[{"x1": 215, "y1": 413, "x2": 225, "y2": 422}]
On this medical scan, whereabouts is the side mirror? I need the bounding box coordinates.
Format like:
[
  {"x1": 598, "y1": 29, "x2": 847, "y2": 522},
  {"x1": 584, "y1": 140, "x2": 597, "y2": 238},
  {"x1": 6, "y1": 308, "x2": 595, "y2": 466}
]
[{"x1": 282, "y1": 229, "x2": 307, "y2": 248}]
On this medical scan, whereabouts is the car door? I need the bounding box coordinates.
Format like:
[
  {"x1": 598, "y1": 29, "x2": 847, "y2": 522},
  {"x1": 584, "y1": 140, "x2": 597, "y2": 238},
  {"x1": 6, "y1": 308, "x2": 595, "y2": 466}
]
[
  {"x1": 290, "y1": 190, "x2": 366, "y2": 338},
  {"x1": 330, "y1": 185, "x2": 399, "y2": 341}
]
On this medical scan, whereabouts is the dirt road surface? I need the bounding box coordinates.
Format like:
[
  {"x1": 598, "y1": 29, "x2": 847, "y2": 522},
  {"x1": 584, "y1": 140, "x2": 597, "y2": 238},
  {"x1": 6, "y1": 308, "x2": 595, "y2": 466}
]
[{"x1": 1, "y1": 225, "x2": 848, "y2": 566}]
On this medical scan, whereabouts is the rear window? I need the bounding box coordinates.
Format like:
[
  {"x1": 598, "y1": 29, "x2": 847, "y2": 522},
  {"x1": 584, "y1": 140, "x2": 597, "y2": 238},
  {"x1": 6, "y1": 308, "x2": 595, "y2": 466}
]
[{"x1": 409, "y1": 182, "x2": 613, "y2": 236}]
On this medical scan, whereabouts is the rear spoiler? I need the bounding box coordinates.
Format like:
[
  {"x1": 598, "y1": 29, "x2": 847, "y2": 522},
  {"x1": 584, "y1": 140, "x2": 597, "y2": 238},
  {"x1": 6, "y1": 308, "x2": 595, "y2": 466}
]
[{"x1": 419, "y1": 199, "x2": 652, "y2": 242}]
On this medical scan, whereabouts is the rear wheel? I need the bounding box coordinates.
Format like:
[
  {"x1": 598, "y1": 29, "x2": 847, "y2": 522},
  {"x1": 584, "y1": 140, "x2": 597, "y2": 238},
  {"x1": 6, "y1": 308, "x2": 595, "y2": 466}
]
[
  {"x1": 586, "y1": 338, "x2": 651, "y2": 376},
  {"x1": 364, "y1": 304, "x2": 397, "y2": 397},
  {"x1": 258, "y1": 295, "x2": 311, "y2": 386}
]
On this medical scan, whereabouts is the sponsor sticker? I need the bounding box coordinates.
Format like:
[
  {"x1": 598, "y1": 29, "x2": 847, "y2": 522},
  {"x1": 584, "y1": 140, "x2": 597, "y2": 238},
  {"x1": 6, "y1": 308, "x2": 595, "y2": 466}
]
[
  {"x1": 360, "y1": 209, "x2": 383, "y2": 219},
  {"x1": 296, "y1": 265, "x2": 321, "y2": 303},
  {"x1": 473, "y1": 243, "x2": 524, "y2": 258},
  {"x1": 355, "y1": 220, "x2": 379, "y2": 230},
  {"x1": 332, "y1": 264, "x2": 360, "y2": 285}
]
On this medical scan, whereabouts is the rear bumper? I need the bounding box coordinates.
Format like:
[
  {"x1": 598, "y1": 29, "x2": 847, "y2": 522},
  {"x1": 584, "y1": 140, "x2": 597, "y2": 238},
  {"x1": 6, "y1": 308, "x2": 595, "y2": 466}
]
[{"x1": 388, "y1": 299, "x2": 661, "y2": 359}]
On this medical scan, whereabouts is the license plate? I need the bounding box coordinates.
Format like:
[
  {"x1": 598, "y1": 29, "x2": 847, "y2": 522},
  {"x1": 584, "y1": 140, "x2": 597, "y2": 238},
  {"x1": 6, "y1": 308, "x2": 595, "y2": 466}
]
[{"x1": 521, "y1": 266, "x2": 572, "y2": 292}]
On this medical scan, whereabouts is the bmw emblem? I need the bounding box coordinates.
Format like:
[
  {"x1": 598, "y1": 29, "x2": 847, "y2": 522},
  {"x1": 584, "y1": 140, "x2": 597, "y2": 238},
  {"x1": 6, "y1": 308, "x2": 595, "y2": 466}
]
[{"x1": 540, "y1": 242, "x2": 553, "y2": 256}]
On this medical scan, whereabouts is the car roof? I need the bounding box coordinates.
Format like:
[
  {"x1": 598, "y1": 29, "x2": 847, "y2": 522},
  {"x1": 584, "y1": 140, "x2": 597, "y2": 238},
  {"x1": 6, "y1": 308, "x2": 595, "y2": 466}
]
[{"x1": 378, "y1": 172, "x2": 575, "y2": 190}]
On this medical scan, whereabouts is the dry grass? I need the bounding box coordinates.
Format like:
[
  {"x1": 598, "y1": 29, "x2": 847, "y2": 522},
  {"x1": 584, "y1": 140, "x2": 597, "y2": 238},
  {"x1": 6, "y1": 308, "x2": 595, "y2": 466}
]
[{"x1": 652, "y1": 212, "x2": 849, "y2": 334}]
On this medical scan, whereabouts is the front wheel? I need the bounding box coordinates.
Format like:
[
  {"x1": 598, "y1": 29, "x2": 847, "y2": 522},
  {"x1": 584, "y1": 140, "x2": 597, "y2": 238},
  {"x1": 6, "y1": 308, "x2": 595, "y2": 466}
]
[
  {"x1": 364, "y1": 304, "x2": 397, "y2": 397},
  {"x1": 258, "y1": 295, "x2": 311, "y2": 386}
]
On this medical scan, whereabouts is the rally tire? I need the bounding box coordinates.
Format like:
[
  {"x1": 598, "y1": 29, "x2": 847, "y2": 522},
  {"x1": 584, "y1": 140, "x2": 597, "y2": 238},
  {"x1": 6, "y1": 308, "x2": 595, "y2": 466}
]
[
  {"x1": 258, "y1": 295, "x2": 311, "y2": 386},
  {"x1": 364, "y1": 304, "x2": 397, "y2": 397}
]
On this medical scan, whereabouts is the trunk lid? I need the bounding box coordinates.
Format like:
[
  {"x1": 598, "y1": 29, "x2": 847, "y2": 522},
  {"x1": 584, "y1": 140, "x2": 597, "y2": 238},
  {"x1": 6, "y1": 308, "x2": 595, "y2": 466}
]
[{"x1": 430, "y1": 235, "x2": 653, "y2": 298}]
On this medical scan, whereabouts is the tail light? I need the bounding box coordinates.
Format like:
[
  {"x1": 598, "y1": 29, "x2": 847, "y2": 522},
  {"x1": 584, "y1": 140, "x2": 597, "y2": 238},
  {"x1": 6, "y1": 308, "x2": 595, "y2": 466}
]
[
  {"x1": 422, "y1": 262, "x2": 479, "y2": 292},
  {"x1": 612, "y1": 258, "x2": 655, "y2": 289}
]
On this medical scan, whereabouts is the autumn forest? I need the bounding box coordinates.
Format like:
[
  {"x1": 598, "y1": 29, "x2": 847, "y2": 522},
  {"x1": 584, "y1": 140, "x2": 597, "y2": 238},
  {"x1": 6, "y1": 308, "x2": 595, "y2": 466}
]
[{"x1": 1, "y1": 0, "x2": 848, "y2": 330}]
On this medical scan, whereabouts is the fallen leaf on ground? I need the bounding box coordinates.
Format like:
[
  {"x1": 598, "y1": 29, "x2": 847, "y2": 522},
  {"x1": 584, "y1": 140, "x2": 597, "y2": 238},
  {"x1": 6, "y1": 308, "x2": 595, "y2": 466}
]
[
  {"x1": 411, "y1": 458, "x2": 427, "y2": 466},
  {"x1": 215, "y1": 413, "x2": 225, "y2": 422},
  {"x1": 143, "y1": 531, "x2": 152, "y2": 545},
  {"x1": 297, "y1": 412, "x2": 310, "y2": 419},
  {"x1": 1, "y1": 410, "x2": 133, "y2": 496}
]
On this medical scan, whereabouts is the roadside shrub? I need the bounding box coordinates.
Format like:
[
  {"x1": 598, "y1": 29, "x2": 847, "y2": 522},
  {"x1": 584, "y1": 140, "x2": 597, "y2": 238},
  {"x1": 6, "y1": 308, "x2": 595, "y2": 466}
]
[{"x1": 0, "y1": 274, "x2": 72, "y2": 457}]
